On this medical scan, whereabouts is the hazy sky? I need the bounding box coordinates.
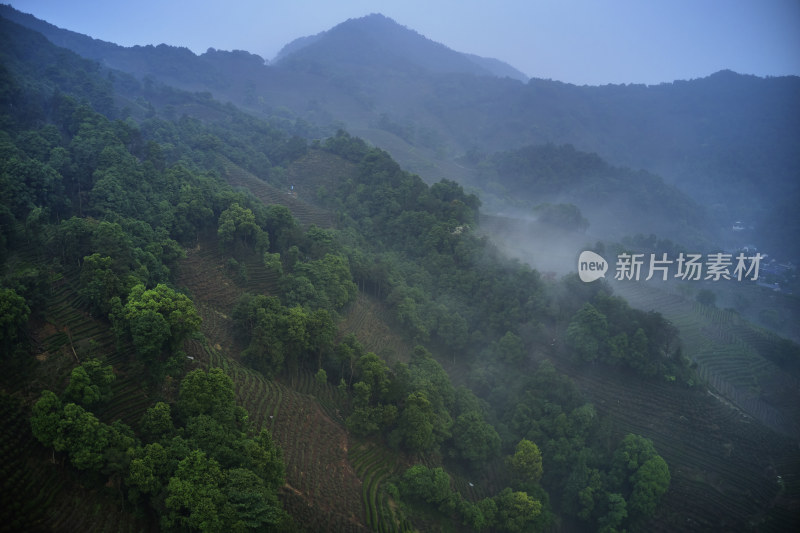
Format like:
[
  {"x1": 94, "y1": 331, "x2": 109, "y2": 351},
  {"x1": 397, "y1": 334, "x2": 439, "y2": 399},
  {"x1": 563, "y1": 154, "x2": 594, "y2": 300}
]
[{"x1": 7, "y1": 0, "x2": 800, "y2": 85}]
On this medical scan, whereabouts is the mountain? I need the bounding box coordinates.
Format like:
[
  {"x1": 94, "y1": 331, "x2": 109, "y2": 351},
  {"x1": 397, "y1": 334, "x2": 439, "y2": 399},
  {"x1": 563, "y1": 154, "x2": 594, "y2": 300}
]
[
  {"x1": 1, "y1": 4, "x2": 798, "y2": 260},
  {"x1": 273, "y1": 14, "x2": 528, "y2": 82}
]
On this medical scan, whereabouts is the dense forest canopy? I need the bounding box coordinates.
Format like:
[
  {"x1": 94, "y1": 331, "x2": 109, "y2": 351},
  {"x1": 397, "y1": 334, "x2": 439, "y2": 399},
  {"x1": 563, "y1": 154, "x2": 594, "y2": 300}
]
[{"x1": 1, "y1": 9, "x2": 798, "y2": 533}]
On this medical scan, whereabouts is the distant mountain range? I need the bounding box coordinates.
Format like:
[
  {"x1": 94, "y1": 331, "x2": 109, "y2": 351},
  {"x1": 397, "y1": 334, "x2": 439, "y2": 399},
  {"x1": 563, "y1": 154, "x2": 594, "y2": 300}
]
[{"x1": 2, "y1": 4, "x2": 798, "y2": 258}]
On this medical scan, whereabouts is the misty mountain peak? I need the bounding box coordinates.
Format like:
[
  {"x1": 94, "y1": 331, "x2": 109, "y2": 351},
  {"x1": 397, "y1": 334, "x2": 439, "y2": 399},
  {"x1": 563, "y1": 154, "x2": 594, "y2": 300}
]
[{"x1": 274, "y1": 13, "x2": 527, "y2": 81}]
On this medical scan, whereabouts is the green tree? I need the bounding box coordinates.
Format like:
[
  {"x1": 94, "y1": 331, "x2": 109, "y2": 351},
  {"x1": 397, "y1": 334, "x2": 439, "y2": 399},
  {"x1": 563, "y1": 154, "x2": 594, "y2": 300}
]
[
  {"x1": 177, "y1": 368, "x2": 240, "y2": 427},
  {"x1": 128, "y1": 308, "x2": 171, "y2": 361},
  {"x1": 306, "y1": 309, "x2": 336, "y2": 368},
  {"x1": 493, "y1": 487, "x2": 543, "y2": 533},
  {"x1": 598, "y1": 492, "x2": 628, "y2": 532},
  {"x1": 508, "y1": 439, "x2": 543, "y2": 484},
  {"x1": 64, "y1": 358, "x2": 115, "y2": 407},
  {"x1": 609, "y1": 433, "x2": 670, "y2": 521},
  {"x1": 30, "y1": 390, "x2": 62, "y2": 448},
  {"x1": 139, "y1": 401, "x2": 175, "y2": 441},
  {"x1": 242, "y1": 429, "x2": 285, "y2": 491},
  {"x1": 628, "y1": 455, "x2": 670, "y2": 518},
  {"x1": 435, "y1": 307, "x2": 469, "y2": 359},
  {"x1": 234, "y1": 294, "x2": 286, "y2": 376},
  {"x1": 404, "y1": 346, "x2": 455, "y2": 447},
  {"x1": 222, "y1": 468, "x2": 286, "y2": 530},
  {"x1": 127, "y1": 442, "x2": 170, "y2": 498},
  {"x1": 264, "y1": 204, "x2": 298, "y2": 253},
  {"x1": 400, "y1": 464, "x2": 452, "y2": 506},
  {"x1": 626, "y1": 327, "x2": 652, "y2": 375},
  {"x1": 496, "y1": 331, "x2": 525, "y2": 364},
  {"x1": 0, "y1": 287, "x2": 30, "y2": 356},
  {"x1": 451, "y1": 410, "x2": 501, "y2": 466},
  {"x1": 285, "y1": 253, "x2": 357, "y2": 311},
  {"x1": 184, "y1": 413, "x2": 244, "y2": 469},
  {"x1": 609, "y1": 433, "x2": 658, "y2": 486},
  {"x1": 78, "y1": 253, "x2": 127, "y2": 316},
  {"x1": 565, "y1": 303, "x2": 609, "y2": 362},
  {"x1": 217, "y1": 202, "x2": 264, "y2": 251},
  {"x1": 41, "y1": 402, "x2": 134, "y2": 472},
  {"x1": 123, "y1": 283, "x2": 201, "y2": 363},
  {"x1": 262, "y1": 252, "x2": 283, "y2": 276},
  {"x1": 163, "y1": 449, "x2": 227, "y2": 532},
  {"x1": 394, "y1": 391, "x2": 436, "y2": 453}
]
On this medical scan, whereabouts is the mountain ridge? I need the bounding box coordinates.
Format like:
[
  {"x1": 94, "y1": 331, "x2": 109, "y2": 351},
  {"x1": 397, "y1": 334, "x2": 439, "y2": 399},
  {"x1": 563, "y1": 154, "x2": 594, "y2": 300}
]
[
  {"x1": 273, "y1": 13, "x2": 529, "y2": 82},
  {"x1": 2, "y1": 4, "x2": 798, "y2": 261}
]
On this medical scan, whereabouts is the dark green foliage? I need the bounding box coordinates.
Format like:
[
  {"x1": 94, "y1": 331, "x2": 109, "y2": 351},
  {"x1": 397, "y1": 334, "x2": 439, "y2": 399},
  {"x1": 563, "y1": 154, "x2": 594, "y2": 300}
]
[
  {"x1": 130, "y1": 369, "x2": 288, "y2": 530},
  {"x1": 450, "y1": 410, "x2": 501, "y2": 466},
  {"x1": 139, "y1": 401, "x2": 175, "y2": 441},
  {"x1": 563, "y1": 291, "x2": 692, "y2": 382},
  {"x1": 30, "y1": 392, "x2": 134, "y2": 473},
  {"x1": 492, "y1": 487, "x2": 543, "y2": 533},
  {"x1": 0, "y1": 287, "x2": 29, "y2": 356},
  {"x1": 78, "y1": 253, "x2": 129, "y2": 316},
  {"x1": 119, "y1": 283, "x2": 201, "y2": 374},
  {"x1": 222, "y1": 467, "x2": 285, "y2": 530},
  {"x1": 64, "y1": 358, "x2": 115, "y2": 407},
  {"x1": 282, "y1": 252, "x2": 357, "y2": 311},
  {"x1": 29, "y1": 389, "x2": 62, "y2": 447},
  {"x1": 177, "y1": 368, "x2": 241, "y2": 426},
  {"x1": 345, "y1": 351, "x2": 401, "y2": 437},
  {"x1": 565, "y1": 303, "x2": 609, "y2": 362},
  {"x1": 495, "y1": 331, "x2": 526, "y2": 364},
  {"x1": 233, "y1": 293, "x2": 337, "y2": 377},
  {"x1": 397, "y1": 463, "x2": 546, "y2": 533},
  {"x1": 609, "y1": 434, "x2": 670, "y2": 517},
  {"x1": 217, "y1": 202, "x2": 269, "y2": 255},
  {"x1": 162, "y1": 449, "x2": 228, "y2": 531},
  {"x1": 508, "y1": 439, "x2": 543, "y2": 485},
  {"x1": 400, "y1": 464, "x2": 452, "y2": 506}
]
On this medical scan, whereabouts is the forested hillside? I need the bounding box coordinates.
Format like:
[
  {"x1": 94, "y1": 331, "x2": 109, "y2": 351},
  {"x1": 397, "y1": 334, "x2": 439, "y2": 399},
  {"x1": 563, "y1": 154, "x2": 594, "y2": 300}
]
[
  {"x1": 1, "y1": 10, "x2": 799, "y2": 533},
  {"x1": 4, "y1": 5, "x2": 798, "y2": 262},
  {"x1": 464, "y1": 143, "x2": 710, "y2": 245}
]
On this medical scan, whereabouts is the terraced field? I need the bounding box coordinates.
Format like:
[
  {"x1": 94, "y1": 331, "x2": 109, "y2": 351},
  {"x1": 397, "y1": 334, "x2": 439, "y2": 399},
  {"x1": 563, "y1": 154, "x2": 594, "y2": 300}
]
[
  {"x1": 0, "y1": 393, "x2": 152, "y2": 533},
  {"x1": 220, "y1": 156, "x2": 337, "y2": 228},
  {"x1": 560, "y1": 361, "x2": 797, "y2": 532},
  {"x1": 348, "y1": 440, "x2": 410, "y2": 533},
  {"x1": 184, "y1": 328, "x2": 368, "y2": 531},
  {"x1": 178, "y1": 232, "x2": 375, "y2": 531},
  {"x1": 339, "y1": 292, "x2": 413, "y2": 363},
  {"x1": 1, "y1": 272, "x2": 155, "y2": 532},
  {"x1": 612, "y1": 280, "x2": 800, "y2": 438}
]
